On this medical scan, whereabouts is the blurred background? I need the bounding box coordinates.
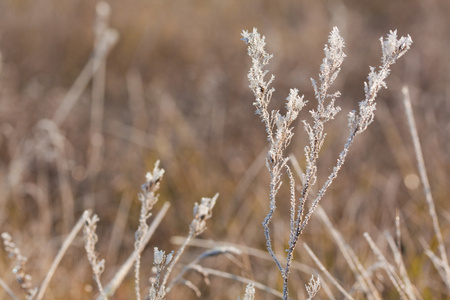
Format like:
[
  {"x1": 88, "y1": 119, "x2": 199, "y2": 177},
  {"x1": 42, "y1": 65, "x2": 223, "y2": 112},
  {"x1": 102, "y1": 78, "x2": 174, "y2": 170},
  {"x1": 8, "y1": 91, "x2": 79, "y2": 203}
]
[{"x1": 0, "y1": 0, "x2": 449, "y2": 299}]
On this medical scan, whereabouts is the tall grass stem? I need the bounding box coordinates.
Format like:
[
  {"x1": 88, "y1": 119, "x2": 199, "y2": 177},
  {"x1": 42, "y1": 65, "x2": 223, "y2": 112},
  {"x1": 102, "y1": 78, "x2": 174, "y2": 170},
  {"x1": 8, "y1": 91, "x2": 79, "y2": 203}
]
[
  {"x1": 402, "y1": 86, "x2": 450, "y2": 287},
  {"x1": 36, "y1": 210, "x2": 92, "y2": 300}
]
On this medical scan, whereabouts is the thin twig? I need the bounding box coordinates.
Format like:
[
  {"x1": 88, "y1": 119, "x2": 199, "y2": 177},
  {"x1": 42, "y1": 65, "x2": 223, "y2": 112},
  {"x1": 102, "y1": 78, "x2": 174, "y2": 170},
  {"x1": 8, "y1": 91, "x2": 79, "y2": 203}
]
[
  {"x1": 167, "y1": 246, "x2": 242, "y2": 292},
  {"x1": 402, "y1": 86, "x2": 450, "y2": 288},
  {"x1": 316, "y1": 206, "x2": 382, "y2": 300},
  {"x1": 195, "y1": 266, "x2": 284, "y2": 299},
  {"x1": 0, "y1": 277, "x2": 18, "y2": 300},
  {"x1": 101, "y1": 202, "x2": 170, "y2": 298},
  {"x1": 52, "y1": 28, "x2": 118, "y2": 125},
  {"x1": 36, "y1": 210, "x2": 92, "y2": 300},
  {"x1": 169, "y1": 236, "x2": 315, "y2": 275},
  {"x1": 363, "y1": 232, "x2": 407, "y2": 298},
  {"x1": 384, "y1": 232, "x2": 420, "y2": 300}
]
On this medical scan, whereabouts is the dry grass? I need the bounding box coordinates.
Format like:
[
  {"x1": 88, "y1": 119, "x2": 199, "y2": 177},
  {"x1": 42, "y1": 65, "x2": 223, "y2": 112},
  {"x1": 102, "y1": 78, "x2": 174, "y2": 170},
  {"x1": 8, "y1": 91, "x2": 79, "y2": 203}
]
[{"x1": 0, "y1": 0, "x2": 449, "y2": 299}]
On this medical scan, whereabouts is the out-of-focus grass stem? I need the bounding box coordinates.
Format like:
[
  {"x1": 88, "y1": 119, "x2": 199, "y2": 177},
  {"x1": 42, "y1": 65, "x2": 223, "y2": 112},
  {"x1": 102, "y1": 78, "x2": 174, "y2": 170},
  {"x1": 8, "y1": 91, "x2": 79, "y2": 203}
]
[{"x1": 402, "y1": 86, "x2": 450, "y2": 288}]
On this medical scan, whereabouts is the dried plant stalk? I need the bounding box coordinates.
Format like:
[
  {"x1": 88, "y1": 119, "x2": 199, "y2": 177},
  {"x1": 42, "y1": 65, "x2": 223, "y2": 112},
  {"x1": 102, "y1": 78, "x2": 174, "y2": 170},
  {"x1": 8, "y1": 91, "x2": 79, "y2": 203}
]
[{"x1": 242, "y1": 27, "x2": 412, "y2": 299}]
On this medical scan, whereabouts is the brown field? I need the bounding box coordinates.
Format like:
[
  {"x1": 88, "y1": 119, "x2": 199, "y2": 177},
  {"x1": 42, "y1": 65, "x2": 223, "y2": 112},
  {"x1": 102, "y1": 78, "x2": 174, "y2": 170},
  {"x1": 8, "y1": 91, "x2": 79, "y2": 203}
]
[{"x1": 1, "y1": 0, "x2": 449, "y2": 299}]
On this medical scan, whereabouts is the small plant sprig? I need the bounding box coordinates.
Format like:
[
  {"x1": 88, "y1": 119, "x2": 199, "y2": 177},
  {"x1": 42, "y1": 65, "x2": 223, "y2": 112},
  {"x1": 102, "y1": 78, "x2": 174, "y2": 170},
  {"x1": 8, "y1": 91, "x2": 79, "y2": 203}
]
[
  {"x1": 143, "y1": 193, "x2": 218, "y2": 299},
  {"x1": 147, "y1": 247, "x2": 173, "y2": 300},
  {"x1": 135, "y1": 161, "x2": 165, "y2": 300},
  {"x1": 81, "y1": 159, "x2": 219, "y2": 299},
  {"x1": 83, "y1": 213, "x2": 106, "y2": 299},
  {"x1": 242, "y1": 282, "x2": 256, "y2": 300},
  {"x1": 135, "y1": 165, "x2": 218, "y2": 299},
  {"x1": 305, "y1": 275, "x2": 321, "y2": 300},
  {"x1": 162, "y1": 194, "x2": 219, "y2": 295},
  {"x1": 1, "y1": 232, "x2": 37, "y2": 299},
  {"x1": 242, "y1": 27, "x2": 412, "y2": 299}
]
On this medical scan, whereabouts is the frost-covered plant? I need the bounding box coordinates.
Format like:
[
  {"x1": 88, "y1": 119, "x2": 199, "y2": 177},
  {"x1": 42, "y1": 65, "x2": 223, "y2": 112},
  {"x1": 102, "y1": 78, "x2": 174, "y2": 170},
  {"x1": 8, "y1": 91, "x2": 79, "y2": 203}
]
[
  {"x1": 1, "y1": 232, "x2": 37, "y2": 299},
  {"x1": 305, "y1": 275, "x2": 321, "y2": 300},
  {"x1": 83, "y1": 213, "x2": 106, "y2": 299},
  {"x1": 147, "y1": 247, "x2": 173, "y2": 300},
  {"x1": 134, "y1": 160, "x2": 165, "y2": 300},
  {"x1": 81, "y1": 160, "x2": 219, "y2": 299},
  {"x1": 124, "y1": 170, "x2": 218, "y2": 299},
  {"x1": 161, "y1": 193, "x2": 219, "y2": 294},
  {"x1": 242, "y1": 27, "x2": 412, "y2": 299},
  {"x1": 242, "y1": 282, "x2": 255, "y2": 300}
]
